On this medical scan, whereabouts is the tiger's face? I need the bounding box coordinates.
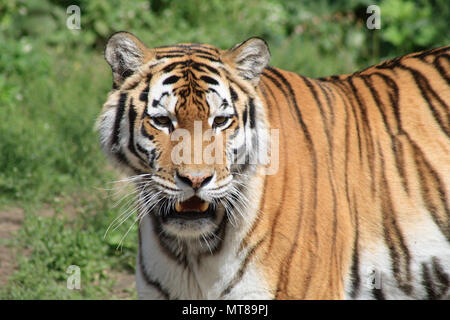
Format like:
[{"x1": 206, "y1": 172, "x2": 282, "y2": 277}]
[{"x1": 98, "y1": 32, "x2": 270, "y2": 242}]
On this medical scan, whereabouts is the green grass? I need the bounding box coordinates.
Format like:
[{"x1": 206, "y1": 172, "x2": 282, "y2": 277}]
[{"x1": 0, "y1": 48, "x2": 112, "y2": 203}]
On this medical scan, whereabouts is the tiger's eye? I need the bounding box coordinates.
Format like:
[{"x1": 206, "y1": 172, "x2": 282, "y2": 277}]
[
  {"x1": 153, "y1": 116, "x2": 171, "y2": 126},
  {"x1": 213, "y1": 116, "x2": 227, "y2": 126}
]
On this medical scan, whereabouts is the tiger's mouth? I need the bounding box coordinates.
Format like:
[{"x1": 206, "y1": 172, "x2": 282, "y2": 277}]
[{"x1": 162, "y1": 196, "x2": 215, "y2": 221}]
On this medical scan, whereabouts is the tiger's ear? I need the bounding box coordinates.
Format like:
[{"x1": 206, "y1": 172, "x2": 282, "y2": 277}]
[
  {"x1": 223, "y1": 37, "x2": 270, "y2": 84},
  {"x1": 105, "y1": 32, "x2": 152, "y2": 87}
]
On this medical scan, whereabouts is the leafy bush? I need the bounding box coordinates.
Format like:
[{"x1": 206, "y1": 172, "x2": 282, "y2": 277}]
[{"x1": 380, "y1": 0, "x2": 449, "y2": 53}]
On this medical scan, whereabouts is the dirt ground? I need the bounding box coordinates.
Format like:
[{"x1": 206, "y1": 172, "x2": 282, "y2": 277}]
[
  {"x1": 0, "y1": 208, "x2": 24, "y2": 287},
  {"x1": 0, "y1": 206, "x2": 135, "y2": 299}
]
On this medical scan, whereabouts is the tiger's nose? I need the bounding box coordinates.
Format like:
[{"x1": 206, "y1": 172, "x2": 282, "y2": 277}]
[{"x1": 176, "y1": 171, "x2": 213, "y2": 190}]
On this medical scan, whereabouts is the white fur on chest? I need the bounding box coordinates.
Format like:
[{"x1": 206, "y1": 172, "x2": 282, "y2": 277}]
[{"x1": 137, "y1": 213, "x2": 270, "y2": 299}]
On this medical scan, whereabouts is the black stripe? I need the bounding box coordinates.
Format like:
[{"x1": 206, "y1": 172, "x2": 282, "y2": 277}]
[
  {"x1": 349, "y1": 207, "x2": 361, "y2": 298},
  {"x1": 432, "y1": 257, "x2": 449, "y2": 293},
  {"x1": 422, "y1": 263, "x2": 437, "y2": 299},
  {"x1": 333, "y1": 80, "x2": 364, "y2": 162},
  {"x1": 152, "y1": 91, "x2": 169, "y2": 108},
  {"x1": 156, "y1": 54, "x2": 185, "y2": 59},
  {"x1": 223, "y1": 70, "x2": 249, "y2": 95},
  {"x1": 264, "y1": 68, "x2": 315, "y2": 152},
  {"x1": 114, "y1": 149, "x2": 143, "y2": 175},
  {"x1": 139, "y1": 85, "x2": 149, "y2": 102},
  {"x1": 409, "y1": 137, "x2": 450, "y2": 241},
  {"x1": 301, "y1": 76, "x2": 327, "y2": 121},
  {"x1": 200, "y1": 75, "x2": 218, "y2": 85},
  {"x1": 348, "y1": 77, "x2": 376, "y2": 193},
  {"x1": 161, "y1": 61, "x2": 184, "y2": 73},
  {"x1": 163, "y1": 75, "x2": 180, "y2": 85},
  {"x1": 150, "y1": 214, "x2": 188, "y2": 266},
  {"x1": 248, "y1": 98, "x2": 256, "y2": 129},
  {"x1": 412, "y1": 46, "x2": 450, "y2": 59},
  {"x1": 136, "y1": 143, "x2": 151, "y2": 163},
  {"x1": 372, "y1": 72, "x2": 402, "y2": 132},
  {"x1": 229, "y1": 86, "x2": 238, "y2": 102},
  {"x1": 433, "y1": 54, "x2": 450, "y2": 85},
  {"x1": 139, "y1": 75, "x2": 152, "y2": 102},
  {"x1": 372, "y1": 286, "x2": 386, "y2": 300},
  {"x1": 365, "y1": 71, "x2": 409, "y2": 198},
  {"x1": 141, "y1": 125, "x2": 154, "y2": 140},
  {"x1": 220, "y1": 235, "x2": 266, "y2": 297},
  {"x1": 378, "y1": 141, "x2": 413, "y2": 295},
  {"x1": 121, "y1": 69, "x2": 133, "y2": 79},
  {"x1": 316, "y1": 80, "x2": 335, "y2": 126},
  {"x1": 149, "y1": 149, "x2": 157, "y2": 168},
  {"x1": 109, "y1": 94, "x2": 145, "y2": 173},
  {"x1": 112, "y1": 93, "x2": 127, "y2": 147},
  {"x1": 151, "y1": 100, "x2": 159, "y2": 108},
  {"x1": 397, "y1": 63, "x2": 449, "y2": 136},
  {"x1": 196, "y1": 54, "x2": 221, "y2": 62},
  {"x1": 127, "y1": 99, "x2": 146, "y2": 164},
  {"x1": 136, "y1": 143, "x2": 147, "y2": 154},
  {"x1": 191, "y1": 48, "x2": 219, "y2": 56},
  {"x1": 301, "y1": 75, "x2": 334, "y2": 164},
  {"x1": 191, "y1": 62, "x2": 220, "y2": 76},
  {"x1": 361, "y1": 75, "x2": 396, "y2": 136}
]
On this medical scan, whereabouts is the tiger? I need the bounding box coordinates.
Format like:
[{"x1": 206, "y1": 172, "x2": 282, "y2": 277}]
[{"x1": 97, "y1": 31, "x2": 450, "y2": 300}]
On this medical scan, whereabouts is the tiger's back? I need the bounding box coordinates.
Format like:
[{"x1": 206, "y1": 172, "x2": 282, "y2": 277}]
[
  {"x1": 98, "y1": 32, "x2": 449, "y2": 299},
  {"x1": 256, "y1": 47, "x2": 450, "y2": 299}
]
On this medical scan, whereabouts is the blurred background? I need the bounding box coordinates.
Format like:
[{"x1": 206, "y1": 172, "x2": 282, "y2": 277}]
[{"x1": 0, "y1": 0, "x2": 448, "y2": 299}]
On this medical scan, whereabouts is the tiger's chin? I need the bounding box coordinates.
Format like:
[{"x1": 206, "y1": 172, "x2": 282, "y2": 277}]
[{"x1": 158, "y1": 196, "x2": 225, "y2": 239}]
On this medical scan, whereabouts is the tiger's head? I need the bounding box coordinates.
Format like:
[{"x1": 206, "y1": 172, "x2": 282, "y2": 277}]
[{"x1": 97, "y1": 32, "x2": 270, "y2": 245}]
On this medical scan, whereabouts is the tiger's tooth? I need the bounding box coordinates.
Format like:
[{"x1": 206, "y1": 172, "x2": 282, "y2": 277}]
[
  {"x1": 175, "y1": 202, "x2": 182, "y2": 212},
  {"x1": 199, "y1": 201, "x2": 209, "y2": 212}
]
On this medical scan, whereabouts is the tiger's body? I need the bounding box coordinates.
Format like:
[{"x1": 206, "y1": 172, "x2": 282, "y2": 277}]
[{"x1": 97, "y1": 32, "x2": 450, "y2": 299}]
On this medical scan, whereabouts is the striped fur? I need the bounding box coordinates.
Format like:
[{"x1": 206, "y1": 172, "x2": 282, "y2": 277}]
[{"x1": 97, "y1": 32, "x2": 450, "y2": 299}]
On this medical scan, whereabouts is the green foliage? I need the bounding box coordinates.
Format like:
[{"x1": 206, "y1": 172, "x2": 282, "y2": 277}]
[
  {"x1": 2, "y1": 0, "x2": 448, "y2": 68},
  {"x1": 0, "y1": 49, "x2": 113, "y2": 203},
  {"x1": 380, "y1": 0, "x2": 449, "y2": 53},
  {"x1": 0, "y1": 0, "x2": 447, "y2": 299}
]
